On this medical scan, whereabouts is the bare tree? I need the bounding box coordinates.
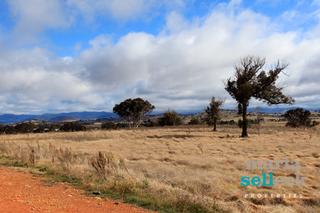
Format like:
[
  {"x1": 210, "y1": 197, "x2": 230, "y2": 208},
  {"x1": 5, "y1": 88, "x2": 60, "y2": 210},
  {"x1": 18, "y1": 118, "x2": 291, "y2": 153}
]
[
  {"x1": 225, "y1": 56, "x2": 294, "y2": 137},
  {"x1": 205, "y1": 97, "x2": 223, "y2": 131}
]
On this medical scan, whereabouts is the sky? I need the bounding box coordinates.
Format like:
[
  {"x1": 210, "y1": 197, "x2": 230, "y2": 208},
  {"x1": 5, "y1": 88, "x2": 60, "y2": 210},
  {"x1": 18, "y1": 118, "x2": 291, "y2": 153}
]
[{"x1": 0, "y1": 0, "x2": 319, "y2": 114}]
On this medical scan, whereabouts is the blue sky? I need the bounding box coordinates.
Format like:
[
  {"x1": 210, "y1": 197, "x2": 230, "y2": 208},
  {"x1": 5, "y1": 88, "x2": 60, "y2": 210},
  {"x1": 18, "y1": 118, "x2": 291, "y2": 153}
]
[
  {"x1": 1, "y1": 0, "x2": 318, "y2": 56},
  {"x1": 0, "y1": 0, "x2": 319, "y2": 113}
]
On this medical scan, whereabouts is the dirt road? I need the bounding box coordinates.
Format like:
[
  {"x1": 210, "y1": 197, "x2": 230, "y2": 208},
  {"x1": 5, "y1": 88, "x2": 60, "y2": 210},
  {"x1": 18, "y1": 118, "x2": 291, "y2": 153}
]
[{"x1": 0, "y1": 167, "x2": 150, "y2": 213}]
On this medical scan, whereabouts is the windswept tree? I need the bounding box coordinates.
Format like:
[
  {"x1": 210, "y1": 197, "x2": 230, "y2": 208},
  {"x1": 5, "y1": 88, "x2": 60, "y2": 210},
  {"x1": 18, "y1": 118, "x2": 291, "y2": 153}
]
[
  {"x1": 113, "y1": 98, "x2": 155, "y2": 128},
  {"x1": 225, "y1": 56, "x2": 294, "y2": 137},
  {"x1": 205, "y1": 97, "x2": 223, "y2": 131}
]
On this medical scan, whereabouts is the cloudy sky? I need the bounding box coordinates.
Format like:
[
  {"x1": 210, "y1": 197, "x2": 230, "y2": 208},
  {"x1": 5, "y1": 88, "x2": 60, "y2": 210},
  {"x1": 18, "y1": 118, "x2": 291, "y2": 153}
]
[{"x1": 0, "y1": 0, "x2": 319, "y2": 114}]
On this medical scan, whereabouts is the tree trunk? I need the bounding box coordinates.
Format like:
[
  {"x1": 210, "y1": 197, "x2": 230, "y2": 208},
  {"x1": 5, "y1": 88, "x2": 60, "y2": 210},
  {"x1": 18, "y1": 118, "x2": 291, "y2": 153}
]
[
  {"x1": 213, "y1": 118, "x2": 217, "y2": 131},
  {"x1": 241, "y1": 103, "x2": 248, "y2": 137}
]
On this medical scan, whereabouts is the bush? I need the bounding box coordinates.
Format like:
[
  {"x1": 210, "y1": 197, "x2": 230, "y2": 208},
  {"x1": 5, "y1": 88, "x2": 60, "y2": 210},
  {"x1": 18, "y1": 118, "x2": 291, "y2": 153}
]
[
  {"x1": 33, "y1": 123, "x2": 61, "y2": 133},
  {"x1": 0, "y1": 122, "x2": 39, "y2": 134},
  {"x1": 101, "y1": 121, "x2": 117, "y2": 130},
  {"x1": 219, "y1": 120, "x2": 236, "y2": 125},
  {"x1": 284, "y1": 108, "x2": 315, "y2": 127},
  {"x1": 89, "y1": 152, "x2": 126, "y2": 180},
  {"x1": 90, "y1": 152, "x2": 107, "y2": 179},
  {"x1": 0, "y1": 125, "x2": 16, "y2": 134},
  {"x1": 116, "y1": 123, "x2": 130, "y2": 129},
  {"x1": 158, "y1": 111, "x2": 182, "y2": 126},
  {"x1": 0, "y1": 123, "x2": 62, "y2": 134},
  {"x1": 188, "y1": 117, "x2": 201, "y2": 125},
  {"x1": 60, "y1": 122, "x2": 86, "y2": 132},
  {"x1": 56, "y1": 147, "x2": 73, "y2": 170},
  {"x1": 14, "y1": 122, "x2": 36, "y2": 133},
  {"x1": 143, "y1": 119, "x2": 157, "y2": 127},
  {"x1": 237, "y1": 119, "x2": 261, "y2": 128}
]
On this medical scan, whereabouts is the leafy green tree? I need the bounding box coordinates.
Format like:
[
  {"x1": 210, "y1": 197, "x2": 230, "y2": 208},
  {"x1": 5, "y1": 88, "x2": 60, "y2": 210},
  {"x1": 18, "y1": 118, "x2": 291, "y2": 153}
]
[
  {"x1": 225, "y1": 56, "x2": 294, "y2": 137},
  {"x1": 113, "y1": 98, "x2": 155, "y2": 128},
  {"x1": 205, "y1": 97, "x2": 223, "y2": 131}
]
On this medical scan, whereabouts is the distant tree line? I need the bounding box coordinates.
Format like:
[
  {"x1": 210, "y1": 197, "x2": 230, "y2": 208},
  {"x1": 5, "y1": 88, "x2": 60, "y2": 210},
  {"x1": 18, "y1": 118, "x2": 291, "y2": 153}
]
[{"x1": 0, "y1": 122, "x2": 87, "y2": 134}]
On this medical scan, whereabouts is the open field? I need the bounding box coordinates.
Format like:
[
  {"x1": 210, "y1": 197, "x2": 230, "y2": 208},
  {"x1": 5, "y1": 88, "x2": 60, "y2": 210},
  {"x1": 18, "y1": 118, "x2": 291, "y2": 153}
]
[{"x1": 0, "y1": 121, "x2": 319, "y2": 212}]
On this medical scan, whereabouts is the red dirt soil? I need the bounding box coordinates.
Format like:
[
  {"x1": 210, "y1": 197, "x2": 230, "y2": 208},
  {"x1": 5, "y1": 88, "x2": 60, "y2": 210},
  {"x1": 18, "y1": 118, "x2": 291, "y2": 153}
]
[{"x1": 0, "y1": 167, "x2": 151, "y2": 213}]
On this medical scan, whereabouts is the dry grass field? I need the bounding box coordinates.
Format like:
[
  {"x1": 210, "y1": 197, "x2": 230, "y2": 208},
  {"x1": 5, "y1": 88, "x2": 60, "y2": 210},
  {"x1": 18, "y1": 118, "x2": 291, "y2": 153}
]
[{"x1": 0, "y1": 120, "x2": 319, "y2": 212}]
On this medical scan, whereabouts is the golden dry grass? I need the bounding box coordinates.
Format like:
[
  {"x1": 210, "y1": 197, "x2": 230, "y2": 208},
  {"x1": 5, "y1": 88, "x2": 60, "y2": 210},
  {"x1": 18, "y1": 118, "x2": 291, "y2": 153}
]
[{"x1": 0, "y1": 121, "x2": 319, "y2": 212}]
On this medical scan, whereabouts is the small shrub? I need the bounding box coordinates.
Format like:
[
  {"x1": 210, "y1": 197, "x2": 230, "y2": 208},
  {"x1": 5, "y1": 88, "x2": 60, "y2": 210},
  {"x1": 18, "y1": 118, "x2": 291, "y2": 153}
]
[
  {"x1": 111, "y1": 176, "x2": 136, "y2": 200},
  {"x1": 0, "y1": 122, "x2": 37, "y2": 134},
  {"x1": 116, "y1": 123, "x2": 130, "y2": 129},
  {"x1": 238, "y1": 118, "x2": 261, "y2": 128},
  {"x1": 219, "y1": 120, "x2": 236, "y2": 125},
  {"x1": 90, "y1": 152, "x2": 107, "y2": 179},
  {"x1": 55, "y1": 147, "x2": 73, "y2": 170},
  {"x1": 28, "y1": 146, "x2": 36, "y2": 166},
  {"x1": 143, "y1": 119, "x2": 157, "y2": 127},
  {"x1": 89, "y1": 152, "x2": 123, "y2": 180},
  {"x1": 284, "y1": 108, "x2": 314, "y2": 127},
  {"x1": 101, "y1": 122, "x2": 117, "y2": 130},
  {"x1": 158, "y1": 111, "x2": 182, "y2": 126},
  {"x1": 60, "y1": 122, "x2": 86, "y2": 132},
  {"x1": 14, "y1": 122, "x2": 36, "y2": 133},
  {"x1": 188, "y1": 117, "x2": 201, "y2": 125},
  {"x1": 0, "y1": 125, "x2": 16, "y2": 134},
  {"x1": 33, "y1": 123, "x2": 60, "y2": 133}
]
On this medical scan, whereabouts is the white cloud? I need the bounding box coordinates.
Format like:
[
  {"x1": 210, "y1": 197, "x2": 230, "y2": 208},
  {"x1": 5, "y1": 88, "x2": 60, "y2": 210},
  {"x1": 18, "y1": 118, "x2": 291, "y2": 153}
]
[
  {"x1": 5, "y1": 0, "x2": 186, "y2": 42},
  {"x1": 0, "y1": 48, "x2": 104, "y2": 113},
  {"x1": 1, "y1": 0, "x2": 320, "y2": 113},
  {"x1": 73, "y1": 3, "x2": 320, "y2": 111},
  {"x1": 7, "y1": 0, "x2": 71, "y2": 41}
]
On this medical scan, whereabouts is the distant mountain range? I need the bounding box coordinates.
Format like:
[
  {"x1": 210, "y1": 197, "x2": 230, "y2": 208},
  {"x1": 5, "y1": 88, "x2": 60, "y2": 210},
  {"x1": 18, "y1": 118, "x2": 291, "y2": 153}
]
[
  {"x1": 0, "y1": 107, "x2": 318, "y2": 124},
  {"x1": 247, "y1": 107, "x2": 320, "y2": 114},
  {"x1": 0, "y1": 112, "x2": 117, "y2": 124}
]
